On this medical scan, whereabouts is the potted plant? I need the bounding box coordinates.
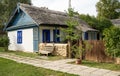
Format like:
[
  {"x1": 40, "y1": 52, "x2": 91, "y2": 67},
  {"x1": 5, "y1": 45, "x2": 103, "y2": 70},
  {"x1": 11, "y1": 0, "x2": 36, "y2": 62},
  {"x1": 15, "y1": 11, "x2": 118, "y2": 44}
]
[
  {"x1": 72, "y1": 45, "x2": 84, "y2": 64},
  {"x1": 73, "y1": 41, "x2": 92, "y2": 64}
]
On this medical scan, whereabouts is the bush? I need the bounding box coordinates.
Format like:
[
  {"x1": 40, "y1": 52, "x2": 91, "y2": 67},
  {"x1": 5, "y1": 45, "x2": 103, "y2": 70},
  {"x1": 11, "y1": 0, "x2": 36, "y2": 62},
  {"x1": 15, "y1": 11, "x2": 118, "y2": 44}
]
[
  {"x1": 103, "y1": 26, "x2": 120, "y2": 57},
  {"x1": 0, "y1": 35, "x2": 9, "y2": 47},
  {"x1": 79, "y1": 14, "x2": 113, "y2": 33},
  {"x1": 0, "y1": 47, "x2": 6, "y2": 52}
]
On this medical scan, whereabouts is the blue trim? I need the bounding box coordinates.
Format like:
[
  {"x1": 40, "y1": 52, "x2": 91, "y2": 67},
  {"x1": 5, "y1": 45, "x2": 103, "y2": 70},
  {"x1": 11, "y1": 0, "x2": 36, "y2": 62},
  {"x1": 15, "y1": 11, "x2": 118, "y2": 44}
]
[
  {"x1": 4, "y1": 4, "x2": 39, "y2": 31},
  {"x1": 17, "y1": 31, "x2": 22, "y2": 44},
  {"x1": 37, "y1": 27, "x2": 40, "y2": 52},
  {"x1": 42, "y1": 30, "x2": 50, "y2": 43},
  {"x1": 33, "y1": 27, "x2": 39, "y2": 52},
  {"x1": 6, "y1": 24, "x2": 37, "y2": 31},
  {"x1": 13, "y1": 12, "x2": 21, "y2": 25},
  {"x1": 33, "y1": 40, "x2": 38, "y2": 52},
  {"x1": 4, "y1": 6, "x2": 18, "y2": 31},
  {"x1": 38, "y1": 26, "x2": 40, "y2": 45}
]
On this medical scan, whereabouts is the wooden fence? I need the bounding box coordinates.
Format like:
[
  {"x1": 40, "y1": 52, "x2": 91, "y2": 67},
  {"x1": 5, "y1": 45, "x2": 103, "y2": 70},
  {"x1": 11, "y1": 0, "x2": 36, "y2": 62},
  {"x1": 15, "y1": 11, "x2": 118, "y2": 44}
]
[{"x1": 83, "y1": 40, "x2": 114, "y2": 62}]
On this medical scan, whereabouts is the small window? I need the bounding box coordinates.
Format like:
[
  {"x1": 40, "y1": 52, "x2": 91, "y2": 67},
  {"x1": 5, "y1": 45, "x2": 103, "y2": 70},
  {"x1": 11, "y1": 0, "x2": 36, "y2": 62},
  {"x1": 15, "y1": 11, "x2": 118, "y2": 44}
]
[
  {"x1": 84, "y1": 32, "x2": 88, "y2": 40},
  {"x1": 53, "y1": 30, "x2": 60, "y2": 43},
  {"x1": 42, "y1": 30, "x2": 50, "y2": 43},
  {"x1": 17, "y1": 31, "x2": 22, "y2": 44}
]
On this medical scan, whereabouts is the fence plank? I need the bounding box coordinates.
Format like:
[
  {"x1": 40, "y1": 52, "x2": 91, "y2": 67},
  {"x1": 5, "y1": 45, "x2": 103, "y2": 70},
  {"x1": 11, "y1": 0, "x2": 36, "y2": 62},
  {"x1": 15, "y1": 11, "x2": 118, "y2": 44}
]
[{"x1": 84, "y1": 40, "x2": 114, "y2": 62}]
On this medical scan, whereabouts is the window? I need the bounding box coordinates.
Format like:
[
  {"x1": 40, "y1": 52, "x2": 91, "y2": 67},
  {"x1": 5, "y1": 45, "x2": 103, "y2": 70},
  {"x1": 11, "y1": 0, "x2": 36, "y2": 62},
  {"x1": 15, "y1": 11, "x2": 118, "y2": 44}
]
[
  {"x1": 17, "y1": 31, "x2": 22, "y2": 44},
  {"x1": 42, "y1": 30, "x2": 50, "y2": 43},
  {"x1": 90, "y1": 32, "x2": 97, "y2": 40},
  {"x1": 53, "y1": 30, "x2": 60, "y2": 43},
  {"x1": 84, "y1": 32, "x2": 88, "y2": 40}
]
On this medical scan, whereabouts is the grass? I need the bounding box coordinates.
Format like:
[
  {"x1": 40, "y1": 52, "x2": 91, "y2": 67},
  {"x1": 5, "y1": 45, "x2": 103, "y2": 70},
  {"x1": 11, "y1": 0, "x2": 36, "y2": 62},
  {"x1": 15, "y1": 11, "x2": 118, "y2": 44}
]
[
  {"x1": 45, "y1": 55, "x2": 66, "y2": 61},
  {"x1": 1, "y1": 47, "x2": 120, "y2": 71},
  {"x1": 0, "y1": 57, "x2": 78, "y2": 76},
  {"x1": 0, "y1": 47, "x2": 6, "y2": 52},
  {"x1": 0, "y1": 47, "x2": 66, "y2": 61},
  {"x1": 69, "y1": 60, "x2": 120, "y2": 71}
]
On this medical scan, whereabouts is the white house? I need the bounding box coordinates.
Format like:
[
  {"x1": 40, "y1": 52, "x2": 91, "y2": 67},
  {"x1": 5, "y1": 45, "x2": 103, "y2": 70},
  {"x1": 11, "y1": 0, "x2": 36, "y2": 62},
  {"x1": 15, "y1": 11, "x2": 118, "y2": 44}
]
[{"x1": 4, "y1": 3, "x2": 99, "y2": 53}]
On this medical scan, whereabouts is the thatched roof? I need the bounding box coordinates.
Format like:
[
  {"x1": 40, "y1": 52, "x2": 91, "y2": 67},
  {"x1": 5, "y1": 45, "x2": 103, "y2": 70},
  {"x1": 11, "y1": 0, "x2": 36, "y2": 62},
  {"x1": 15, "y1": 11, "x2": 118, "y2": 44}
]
[
  {"x1": 6, "y1": 3, "x2": 98, "y2": 32},
  {"x1": 20, "y1": 3, "x2": 68, "y2": 26},
  {"x1": 19, "y1": 3, "x2": 98, "y2": 32}
]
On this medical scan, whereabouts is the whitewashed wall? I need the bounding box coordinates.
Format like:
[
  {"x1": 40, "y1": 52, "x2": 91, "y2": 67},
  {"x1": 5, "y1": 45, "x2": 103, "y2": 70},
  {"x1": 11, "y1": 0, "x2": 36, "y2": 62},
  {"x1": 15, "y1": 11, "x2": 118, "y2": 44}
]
[
  {"x1": 39, "y1": 26, "x2": 62, "y2": 43},
  {"x1": 8, "y1": 28, "x2": 33, "y2": 52}
]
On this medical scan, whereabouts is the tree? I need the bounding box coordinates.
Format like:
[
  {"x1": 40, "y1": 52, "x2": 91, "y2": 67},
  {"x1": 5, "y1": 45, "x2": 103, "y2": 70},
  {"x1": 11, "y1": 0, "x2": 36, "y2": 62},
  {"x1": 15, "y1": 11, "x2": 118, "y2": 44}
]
[
  {"x1": 96, "y1": 0, "x2": 120, "y2": 19},
  {"x1": 62, "y1": 8, "x2": 82, "y2": 58},
  {"x1": 79, "y1": 14, "x2": 113, "y2": 33},
  {"x1": 103, "y1": 26, "x2": 120, "y2": 57},
  {"x1": 0, "y1": 1, "x2": 6, "y2": 33},
  {"x1": 0, "y1": 0, "x2": 31, "y2": 33}
]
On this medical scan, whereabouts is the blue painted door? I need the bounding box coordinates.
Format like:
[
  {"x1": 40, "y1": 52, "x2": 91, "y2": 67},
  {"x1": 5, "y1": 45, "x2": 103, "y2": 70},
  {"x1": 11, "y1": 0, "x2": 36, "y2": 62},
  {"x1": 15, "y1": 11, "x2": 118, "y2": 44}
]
[
  {"x1": 42, "y1": 30, "x2": 50, "y2": 43},
  {"x1": 33, "y1": 27, "x2": 38, "y2": 52}
]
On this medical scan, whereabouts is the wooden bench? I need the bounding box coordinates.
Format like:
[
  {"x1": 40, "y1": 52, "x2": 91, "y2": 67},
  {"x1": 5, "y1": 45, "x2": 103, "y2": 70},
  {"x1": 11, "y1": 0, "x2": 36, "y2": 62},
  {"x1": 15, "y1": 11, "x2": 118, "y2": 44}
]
[{"x1": 39, "y1": 46, "x2": 54, "y2": 56}]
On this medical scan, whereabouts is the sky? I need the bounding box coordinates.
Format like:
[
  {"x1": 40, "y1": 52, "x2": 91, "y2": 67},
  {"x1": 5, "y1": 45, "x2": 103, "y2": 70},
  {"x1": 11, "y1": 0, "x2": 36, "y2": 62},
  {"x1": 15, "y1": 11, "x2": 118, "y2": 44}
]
[{"x1": 31, "y1": 0, "x2": 99, "y2": 16}]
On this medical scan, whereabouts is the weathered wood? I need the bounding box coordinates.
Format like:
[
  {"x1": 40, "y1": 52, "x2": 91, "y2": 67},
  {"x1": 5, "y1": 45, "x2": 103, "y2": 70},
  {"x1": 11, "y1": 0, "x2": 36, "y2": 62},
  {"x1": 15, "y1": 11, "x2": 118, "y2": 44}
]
[
  {"x1": 39, "y1": 43, "x2": 68, "y2": 56},
  {"x1": 84, "y1": 40, "x2": 114, "y2": 63},
  {"x1": 116, "y1": 58, "x2": 120, "y2": 64},
  {"x1": 39, "y1": 46, "x2": 54, "y2": 56}
]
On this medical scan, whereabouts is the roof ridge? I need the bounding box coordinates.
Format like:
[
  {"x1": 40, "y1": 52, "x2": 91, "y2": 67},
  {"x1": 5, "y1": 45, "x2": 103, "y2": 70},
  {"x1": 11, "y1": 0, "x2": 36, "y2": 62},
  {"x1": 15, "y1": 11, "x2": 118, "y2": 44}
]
[{"x1": 19, "y1": 3, "x2": 67, "y2": 16}]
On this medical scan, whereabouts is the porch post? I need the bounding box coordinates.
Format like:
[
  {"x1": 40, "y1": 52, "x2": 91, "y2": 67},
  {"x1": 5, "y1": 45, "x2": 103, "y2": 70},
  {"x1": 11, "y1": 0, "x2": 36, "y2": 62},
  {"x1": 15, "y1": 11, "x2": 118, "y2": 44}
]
[
  {"x1": 38, "y1": 26, "x2": 40, "y2": 52},
  {"x1": 55, "y1": 27, "x2": 57, "y2": 43}
]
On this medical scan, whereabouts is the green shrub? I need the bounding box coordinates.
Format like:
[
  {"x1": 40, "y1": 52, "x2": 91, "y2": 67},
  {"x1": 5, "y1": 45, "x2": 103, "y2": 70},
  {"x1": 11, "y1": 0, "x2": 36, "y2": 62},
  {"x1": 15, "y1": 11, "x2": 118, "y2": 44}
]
[
  {"x1": 0, "y1": 47, "x2": 5, "y2": 52},
  {"x1": 103, "y1": 26, "x2": 120, "y2": 57},
  {"x1": 0, "y1": 35, "x2": 9, "y2": 47}
]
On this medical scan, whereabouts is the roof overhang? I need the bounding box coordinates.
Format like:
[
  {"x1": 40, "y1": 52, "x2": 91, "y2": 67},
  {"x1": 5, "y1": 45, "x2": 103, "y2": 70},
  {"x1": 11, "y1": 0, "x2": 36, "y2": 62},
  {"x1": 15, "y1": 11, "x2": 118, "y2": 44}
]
[
  {"x1": 39, "y1": 23, "x2": 68, "y2": 28},
  {"x1": 6, "y1": 24, "x2": 37, "y2": 31},
  {"x1": 76, "y1": 25, "x2": 99, "y2": 32}
]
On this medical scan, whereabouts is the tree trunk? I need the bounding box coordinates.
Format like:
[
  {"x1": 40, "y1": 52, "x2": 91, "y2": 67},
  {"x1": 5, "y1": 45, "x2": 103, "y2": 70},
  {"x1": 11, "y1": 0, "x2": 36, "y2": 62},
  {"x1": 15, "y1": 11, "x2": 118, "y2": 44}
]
[
  {"x1": 68, "y1": 40, "x2": 71, "y2": 58},
  {"x1": 79, "y1": 39, "x2": 84, "y2": 60}
]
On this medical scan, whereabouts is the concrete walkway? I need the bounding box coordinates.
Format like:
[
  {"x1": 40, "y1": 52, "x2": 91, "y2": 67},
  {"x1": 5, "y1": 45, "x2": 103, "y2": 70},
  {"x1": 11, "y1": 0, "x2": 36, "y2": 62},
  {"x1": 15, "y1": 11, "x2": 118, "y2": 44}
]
[{"x1": 0, "y1": 53, "x2": 120, "y2": 76}]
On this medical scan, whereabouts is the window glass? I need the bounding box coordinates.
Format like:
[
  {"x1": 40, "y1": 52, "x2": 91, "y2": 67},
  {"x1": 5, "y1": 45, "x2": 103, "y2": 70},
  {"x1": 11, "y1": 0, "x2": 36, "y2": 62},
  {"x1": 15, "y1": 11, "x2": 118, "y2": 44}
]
[{"x1": 17, "y1": 31, "x2": 22, "y2": 44}]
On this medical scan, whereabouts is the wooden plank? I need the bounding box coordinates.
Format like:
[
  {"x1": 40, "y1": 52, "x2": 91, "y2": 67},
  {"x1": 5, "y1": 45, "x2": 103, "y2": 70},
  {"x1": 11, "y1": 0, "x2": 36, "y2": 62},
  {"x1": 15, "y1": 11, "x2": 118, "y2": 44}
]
[{"x1": 39, "y1": 46, "x2": 54, "y2": 56}]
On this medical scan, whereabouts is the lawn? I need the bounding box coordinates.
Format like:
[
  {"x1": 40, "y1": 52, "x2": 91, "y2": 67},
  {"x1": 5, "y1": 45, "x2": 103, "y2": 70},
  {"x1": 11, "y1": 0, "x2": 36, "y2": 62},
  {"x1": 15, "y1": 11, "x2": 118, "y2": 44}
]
[
  {"x1": 0, "y1": 47, "x2": 66, "y2": 61},
  {"x1": 0, "y1": 57, "x2": 78, "y2": 76},
  {"x1": 69, "y1": 60, "x2": 120, "y2": 71},
  {"x1": 0, "y1": 47, "x2": 6, "y2": 52}
]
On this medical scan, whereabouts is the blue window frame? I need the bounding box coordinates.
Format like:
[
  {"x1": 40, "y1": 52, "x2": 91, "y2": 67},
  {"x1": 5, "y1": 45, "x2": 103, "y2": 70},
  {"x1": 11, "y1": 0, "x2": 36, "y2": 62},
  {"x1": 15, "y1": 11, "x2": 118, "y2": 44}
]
[
  {"x1": 53, "y1": 29, "x2": 60, "y2": 43},
  {"x1": 42, "y1": 30, "x2": 50, "y2": 43},
  {"x1": 17, "y1": 31, "x2": 22, "y2": 44}
]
